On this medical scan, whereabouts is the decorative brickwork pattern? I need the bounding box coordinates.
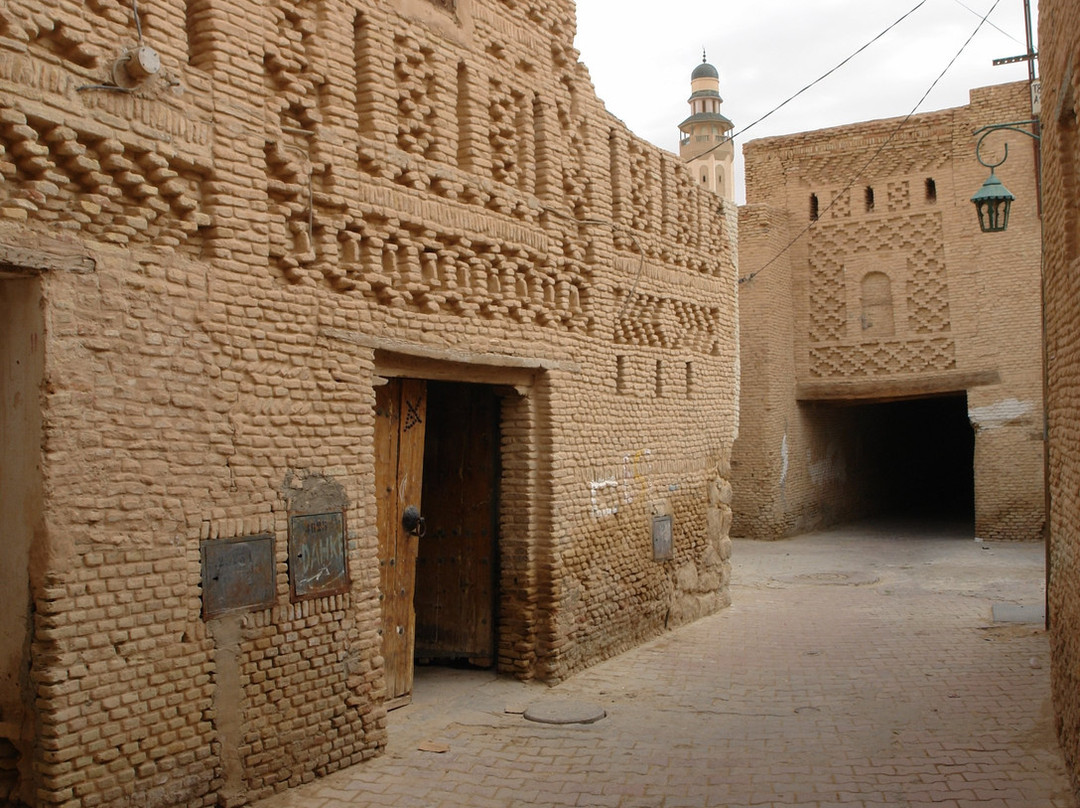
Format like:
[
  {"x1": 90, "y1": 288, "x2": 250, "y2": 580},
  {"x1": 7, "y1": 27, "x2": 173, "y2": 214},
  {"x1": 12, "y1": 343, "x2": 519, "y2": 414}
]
[
  {"x1": 736, "y1": 82, "x2": 1043, "y2": 544},
  {"x1": 334, "y1": 227, "x2": 592, "y2": 330},
  {"x1": 264, "y1": 2, "x2": 323, "y2": 132},
  {"x1": 0, "y1": 1, "x2": 738, "y2": 806},
  {"x1": 827, "y1": 188, "x2": 852, "y2": 220},
  {"x1": 614, "y1": 292, "x2": 724, "y2": 355},
  {"x1": 886, "y1": 180, "x2": 911, "y2": 212},
  {"x1": 392, "y1": 37, "x2": 445, "y2": 160},
  {"x1": 807, "y1": 212, "x2": 955, "y2": 377},
  {"x1": 0, "y1": 103, "x2": 210, "y2": 250},
  {"x1": 810, "y1": 338, "x2": 956, "y2": 378},
  {"x1": 627, "y1": 139, "x2": 657, "y2": 239},
  {"x1": 768, "y1": 126, "x2": 953, "y2": 187}
]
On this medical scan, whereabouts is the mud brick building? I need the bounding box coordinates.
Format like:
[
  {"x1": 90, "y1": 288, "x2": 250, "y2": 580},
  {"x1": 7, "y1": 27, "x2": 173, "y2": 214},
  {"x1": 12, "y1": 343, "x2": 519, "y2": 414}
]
[
  {"x1": 1041, "y1": 0, "x2": 1080, "y2": 802},
  {"x1": 734, "y1": 81, "x2": 1045, "y2": 541},
  {"x1": 0, "y1": 0, "x2": 740, "y2": 804}
]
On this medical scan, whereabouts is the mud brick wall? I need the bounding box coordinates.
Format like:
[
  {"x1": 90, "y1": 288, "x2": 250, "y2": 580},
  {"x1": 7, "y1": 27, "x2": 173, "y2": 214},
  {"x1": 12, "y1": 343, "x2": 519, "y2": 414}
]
[
  {"x1": 1040, "y1": 1, "x2": 1080, "y2": 803},
  {"x1": 735, "y1": 82, "x2": 1044, "y2": 541},
  {"x1": 0, "y1": 0, "x2": 739, "y2": 806}
]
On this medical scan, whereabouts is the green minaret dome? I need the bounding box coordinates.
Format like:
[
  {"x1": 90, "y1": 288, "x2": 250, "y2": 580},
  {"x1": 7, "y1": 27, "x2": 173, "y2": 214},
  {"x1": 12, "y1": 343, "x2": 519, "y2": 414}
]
[
  {"x1": 692, "y1": 50, "x2": 719, "y2": 80},
  {"x1": 692, "y1": 60, "x2": 719, "y2": 81}
]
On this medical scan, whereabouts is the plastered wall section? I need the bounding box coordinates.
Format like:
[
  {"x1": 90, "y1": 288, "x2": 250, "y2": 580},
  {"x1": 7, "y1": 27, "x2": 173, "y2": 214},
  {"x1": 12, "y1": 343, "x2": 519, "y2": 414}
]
[
  {"x1": 734, "y1": 82, "x2": 1044, "y2": 540},
  {"x1": 1040, "y1": 0, "x2": 1080, "y2": 802},
  {"x1": 0, "y1": 0, "x2": 739, "y2": 805}
]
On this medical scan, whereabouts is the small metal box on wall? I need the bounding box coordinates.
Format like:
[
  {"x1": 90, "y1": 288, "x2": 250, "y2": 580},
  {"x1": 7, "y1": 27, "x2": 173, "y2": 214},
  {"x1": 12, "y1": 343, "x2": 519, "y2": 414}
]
[{"x1": 652, "y1": 515, "x2": 674, "y2": 561}]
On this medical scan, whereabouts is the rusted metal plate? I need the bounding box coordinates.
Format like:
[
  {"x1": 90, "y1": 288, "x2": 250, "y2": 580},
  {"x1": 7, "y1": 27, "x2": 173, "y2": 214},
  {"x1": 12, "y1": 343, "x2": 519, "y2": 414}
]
[
  {"x1": 289, "y1": 511, "x2": 349, "y2": 600},
  {"x1": 652, "y1": 515, "x2": 674, "y2": 561},
  {"x1": 201, "y1": 533, "x2": 276, "y2": 619}
]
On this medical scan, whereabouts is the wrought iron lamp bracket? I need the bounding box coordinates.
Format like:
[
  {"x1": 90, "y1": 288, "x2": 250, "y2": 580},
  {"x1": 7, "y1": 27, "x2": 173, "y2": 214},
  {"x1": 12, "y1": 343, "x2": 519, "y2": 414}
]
[
  {"x1": 970, "y1": 120, "x2": 1040, "y2": 233},
  {"x1": 973, "y1": 120, "x2": 1040, "y2": 169}
]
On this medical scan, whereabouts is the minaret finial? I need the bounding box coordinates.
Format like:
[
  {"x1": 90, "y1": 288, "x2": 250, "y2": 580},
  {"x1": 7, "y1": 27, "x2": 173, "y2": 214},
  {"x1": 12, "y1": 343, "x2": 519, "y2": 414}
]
[{"x1": 702, "y1": 48, "x2": 707, "y2": 63}]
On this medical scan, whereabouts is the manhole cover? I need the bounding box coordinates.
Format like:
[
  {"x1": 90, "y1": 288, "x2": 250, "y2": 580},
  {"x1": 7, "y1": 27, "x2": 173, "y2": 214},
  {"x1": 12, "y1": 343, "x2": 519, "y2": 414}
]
[
  {"x1": 523, "y1": 699, "x2": 607, "y2": 725},
  {"x1": 782, "y1": 571, "x2": 880, "y2": 586},
  {"x1": 797, "y1": 572, "x2": 853, "y2": 583}
]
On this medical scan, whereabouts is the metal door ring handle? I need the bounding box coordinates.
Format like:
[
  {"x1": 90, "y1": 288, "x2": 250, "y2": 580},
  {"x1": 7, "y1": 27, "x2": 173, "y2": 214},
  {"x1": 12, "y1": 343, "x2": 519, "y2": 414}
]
[{"x1": 402, "y1": 505, "x2": 425, "y2": 537}]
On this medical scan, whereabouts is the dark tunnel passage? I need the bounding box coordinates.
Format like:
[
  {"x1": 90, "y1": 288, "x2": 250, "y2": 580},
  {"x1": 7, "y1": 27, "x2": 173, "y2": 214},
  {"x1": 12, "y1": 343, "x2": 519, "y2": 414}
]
[
  {"x1": 866, "y1": 395, "x2": 975, "y2": 521},
  {"x1": 806, "y1": 393, "x2": 976, "y2": 528}
]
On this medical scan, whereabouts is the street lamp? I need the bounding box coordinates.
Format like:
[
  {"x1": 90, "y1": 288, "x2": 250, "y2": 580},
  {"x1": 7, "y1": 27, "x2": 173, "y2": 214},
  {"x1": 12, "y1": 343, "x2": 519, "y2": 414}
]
[
  {"x1": 971, "y1": 120, "x2": 1039, "y2": 233},
  {"x1": 971, "y1": 170, "x2": 1016, "y2": 233}
]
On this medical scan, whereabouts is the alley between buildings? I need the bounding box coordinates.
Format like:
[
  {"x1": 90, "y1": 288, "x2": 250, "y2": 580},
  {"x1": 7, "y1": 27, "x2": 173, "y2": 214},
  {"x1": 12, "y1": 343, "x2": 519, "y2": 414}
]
[{"x1": 255, "y1": 522, "x2": 1070, "y2": 808}]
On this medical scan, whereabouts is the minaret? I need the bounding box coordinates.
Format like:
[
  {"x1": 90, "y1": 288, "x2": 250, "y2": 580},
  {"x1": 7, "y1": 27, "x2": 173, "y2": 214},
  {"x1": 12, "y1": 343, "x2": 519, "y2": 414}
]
[{"x1": 679, "y1": 51, "x2": 735, "y2": 202}]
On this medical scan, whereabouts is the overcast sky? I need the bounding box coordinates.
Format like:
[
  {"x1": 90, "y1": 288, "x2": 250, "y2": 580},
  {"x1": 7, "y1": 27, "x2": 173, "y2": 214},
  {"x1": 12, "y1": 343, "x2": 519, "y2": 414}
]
[{"x1": 573, "y1": 0, "x2": 1039, "y2": 203}]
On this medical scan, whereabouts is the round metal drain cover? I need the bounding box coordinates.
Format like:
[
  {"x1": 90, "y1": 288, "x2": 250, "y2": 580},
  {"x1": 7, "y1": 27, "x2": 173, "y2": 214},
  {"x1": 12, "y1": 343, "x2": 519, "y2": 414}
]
[
  {"x1": 786, "y1": 571, "x2": 880, "y2": 586},
  {"x1": 523, "y1": 700, "x2": 607, "y2": 725},
  {"x1": 796, "y1": 572, "x2": 855, "y2": 583}
]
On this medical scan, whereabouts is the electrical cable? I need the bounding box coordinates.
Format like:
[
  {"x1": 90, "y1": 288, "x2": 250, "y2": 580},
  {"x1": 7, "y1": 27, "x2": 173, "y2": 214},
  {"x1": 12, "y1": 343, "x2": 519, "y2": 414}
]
[
  {"x1": 738, "y1": 0, "x2": 1003, "y2": 285},
  {"x1": 132, "y1": 0, "x2": 144, "y2": 44},
  {"x1": 80, "y1": 0, "x2": 147, "y2": 91},
  {"x1": 950, "y1": 0, "x2": 1022, "y2": 45},
  {"x1": 696, "y1": 0, "x2": 930, "y2": 163},
  {"x1": 76, "y1": 83, "x2": 132, "y2": 93}
]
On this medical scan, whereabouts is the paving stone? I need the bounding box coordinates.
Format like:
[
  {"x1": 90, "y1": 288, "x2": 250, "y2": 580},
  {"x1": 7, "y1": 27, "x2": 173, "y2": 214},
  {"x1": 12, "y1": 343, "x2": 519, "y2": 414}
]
[{"x1": 254, "y1": 524, "x2": 1075, "y2": 808}]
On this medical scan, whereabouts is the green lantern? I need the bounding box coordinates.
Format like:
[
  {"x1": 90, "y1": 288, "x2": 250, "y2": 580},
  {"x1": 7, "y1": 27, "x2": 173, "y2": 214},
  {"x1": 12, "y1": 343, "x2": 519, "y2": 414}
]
[{"x1": 971, "y1": 171, "x2": 1016, "y2": 233}]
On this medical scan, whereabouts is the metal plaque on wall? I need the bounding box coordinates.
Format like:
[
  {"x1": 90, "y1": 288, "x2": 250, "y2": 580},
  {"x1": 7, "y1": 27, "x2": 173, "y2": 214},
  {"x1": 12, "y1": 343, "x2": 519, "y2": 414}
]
[
  {"x1": 289, "y1": 511, "x2": 349, "y2": 600},
  {"x1": 201, "y1": 533, "x2": 276, "y2": 620},
  {"x1": 652, "y1": 515, "x2": 674, "y2": 561}
]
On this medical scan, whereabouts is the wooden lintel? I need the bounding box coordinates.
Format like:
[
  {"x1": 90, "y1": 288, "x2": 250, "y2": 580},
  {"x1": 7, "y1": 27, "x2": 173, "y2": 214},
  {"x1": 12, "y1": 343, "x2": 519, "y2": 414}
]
[
  {"x1": 0, "y1": 243, "x2": 96, "y2": 275},
  {"x1": 320, "y1": 328, "x2": 578, "y2": 384},
  {"x1": 796, "y1": 369, "x2": 1002, "y2": 404}
]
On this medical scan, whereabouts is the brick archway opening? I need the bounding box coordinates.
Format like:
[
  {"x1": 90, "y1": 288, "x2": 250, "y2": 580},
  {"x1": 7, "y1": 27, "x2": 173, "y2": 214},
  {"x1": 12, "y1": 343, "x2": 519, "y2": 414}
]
[
  {"x1": 801, "y1": 393, "x2": 975, "y2": 531},
  {"x1": 862, "y1": 395, "x2": 975, "y2": 523}
]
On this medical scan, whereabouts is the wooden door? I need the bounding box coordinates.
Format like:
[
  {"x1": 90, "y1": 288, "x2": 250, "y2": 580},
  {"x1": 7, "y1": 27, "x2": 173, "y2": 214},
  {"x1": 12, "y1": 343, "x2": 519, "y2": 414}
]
[
  {"x1": 414, "y1": 382, "x2": 498, "y2": 665},
  {"x1": 375, "y1": 378, "x2": 427, "y2": 708}
]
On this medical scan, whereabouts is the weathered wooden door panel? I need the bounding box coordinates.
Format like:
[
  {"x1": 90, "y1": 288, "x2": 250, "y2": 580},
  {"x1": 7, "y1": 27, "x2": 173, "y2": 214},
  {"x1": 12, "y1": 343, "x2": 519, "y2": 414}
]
[
  {"x1": 415, "y1": 382, "x2": 498, "y2": 664},
  {"x1": 375, "y1": 378, "x2": 427, "y2": 707}
]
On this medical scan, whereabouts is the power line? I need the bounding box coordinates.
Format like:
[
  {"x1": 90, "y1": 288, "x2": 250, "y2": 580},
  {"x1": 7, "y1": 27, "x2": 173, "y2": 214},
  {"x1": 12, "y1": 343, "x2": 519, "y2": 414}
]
[
  {"x1": 697, "y1": 0, "x2": 930, "y2": 163},
  {"x1": 950, "y1": 0, "x2": 1020, "y2": 45},
  {"x1": 739, "y1": 0, "x2": 1003, "y2": 285}
]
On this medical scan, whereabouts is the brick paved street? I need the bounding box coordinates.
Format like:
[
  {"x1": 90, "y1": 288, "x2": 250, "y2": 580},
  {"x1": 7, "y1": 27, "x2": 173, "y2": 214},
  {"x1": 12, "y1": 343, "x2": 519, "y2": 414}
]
[{"x1": 256, "y1": 522, "x2": 1074, "y2": 808}]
